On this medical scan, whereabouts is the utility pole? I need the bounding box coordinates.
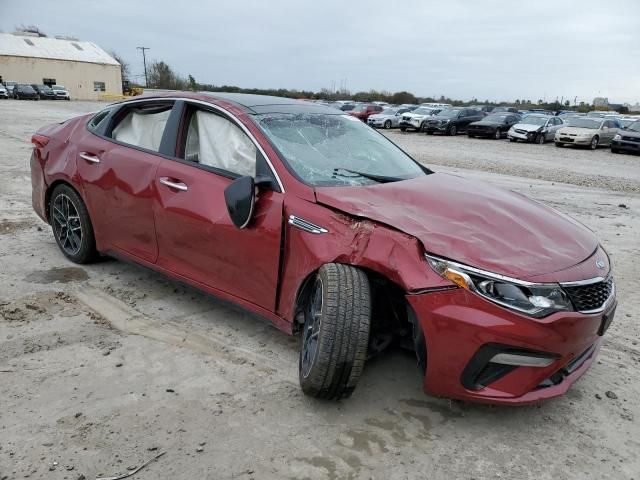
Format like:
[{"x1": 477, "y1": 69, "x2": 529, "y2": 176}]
[{"x1": 137, "y1": 46, "x2": 150, "y2": 87}]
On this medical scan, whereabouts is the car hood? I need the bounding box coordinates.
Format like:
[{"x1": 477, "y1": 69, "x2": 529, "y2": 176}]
[
  {"x1": 512, "y1": 123, "x2": 544, "y2": 132},
  {"x1": 315, "y1": 173, "x2": 597, "y2": 279},
  {"x1": 620, "y1": 129, "x2": 640, "y2": 137},
  {"x1": 557, "y1": 127, "x2": 598, "y2": 135}
]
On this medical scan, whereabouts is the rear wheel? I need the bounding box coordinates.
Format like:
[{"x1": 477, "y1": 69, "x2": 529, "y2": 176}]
[
  {"x1": 299, "y1": 263, "x2": 371, "y2": 400},
  {"x1": 50, "y1": 184, "x2": 98, "y2": 264},
  {"x1": 590, "y1": 136, "x2": 599, "y2": 150}
]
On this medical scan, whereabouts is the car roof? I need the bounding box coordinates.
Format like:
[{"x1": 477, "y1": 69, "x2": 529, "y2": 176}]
[{"x1": 200, "y1": 92, "x2": 341, "y2": 115}]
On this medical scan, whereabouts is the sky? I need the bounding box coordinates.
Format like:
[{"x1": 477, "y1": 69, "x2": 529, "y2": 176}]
[{"x1": 2, "y1": 0, "x2": 639, "y2": 104}]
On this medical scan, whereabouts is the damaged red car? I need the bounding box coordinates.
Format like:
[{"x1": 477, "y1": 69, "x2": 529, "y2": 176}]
[{"x1": 30, "y1": 93, "x2": 617, "y2": 404}]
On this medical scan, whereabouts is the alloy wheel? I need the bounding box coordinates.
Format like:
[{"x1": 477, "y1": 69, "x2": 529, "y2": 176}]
[
  {"x1": 590, "y1": 137, "x2": 599, "y2": 150},
  {"x1": 301, "y1": 278, "x2": 324, "y2": 379},
  {"x1": 51, "y1": 193, "x2": 83, "y2": 256},
  {"x1": 384, "y1": 120, "x2": 391, "y2": 129}
]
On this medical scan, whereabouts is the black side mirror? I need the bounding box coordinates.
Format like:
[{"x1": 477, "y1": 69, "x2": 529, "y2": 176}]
[{"x1": 224, "y1": 176, "x2": 255, "y2": 229}]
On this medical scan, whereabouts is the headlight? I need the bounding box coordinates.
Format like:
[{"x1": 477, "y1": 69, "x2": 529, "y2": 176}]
[
  {"x1": 425, "y1": 255, "x2": 573, "y2": 318},
  {"x1": 613, "y1": 134, "x2": 621, "y2": 140}
]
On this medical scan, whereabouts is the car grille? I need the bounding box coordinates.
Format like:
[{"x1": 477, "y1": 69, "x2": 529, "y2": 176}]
[
  {"x1": 515, "y1": 129, "x2": 529, "y2": 134},
  {"x1": 559, "y1": 137, "x2": 574, "y2": 142},
  {"x1": 622, "y1": 136, "x2": 640, "y2": 142},
  {"x1": 564, "y1": 277, "x2": 614, "y2": 312}
]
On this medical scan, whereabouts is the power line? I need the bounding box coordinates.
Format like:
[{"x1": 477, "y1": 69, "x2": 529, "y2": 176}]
[{"x1": 137, "y1": 46, "x2": 150, "y2": 87}]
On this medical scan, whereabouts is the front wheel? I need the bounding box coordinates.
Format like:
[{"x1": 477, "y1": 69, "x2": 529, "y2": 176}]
[
  {"x1": 535, "y1": 133, "x2": 545, "y2": 144},
  {"x1": 448, "y1": 125, "x2": 457, "y2": 136},
  {"x1": 494, "y1": 129, "x2": 502, "y2": 140},
  {"x1": 590, "y1": 136, "x2": 599, "y2": 150},
  {"x1": 299, "y1": 264, "x2": 371, "y2": 400},
  {"x1": 50, "y1": 184, "x2": 98, "y2": 264},
  {"x1": 384, "y1": 120, "x2": 392, "y2": 129}
]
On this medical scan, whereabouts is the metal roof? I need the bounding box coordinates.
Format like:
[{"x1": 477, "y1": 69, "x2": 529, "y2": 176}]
[{"x1": 0, "y1": 33, "x2": 119, "y2": 66}]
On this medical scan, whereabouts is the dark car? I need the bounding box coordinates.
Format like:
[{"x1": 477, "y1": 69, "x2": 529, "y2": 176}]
[
  {"x1": 467, "y1": 113, "x2": 521, "y2": 139},
  {"x1": 339, "y1": 103, "x2": 355, "y2": 111},
  {"x1": 13, "y1": 84, "x2": 39, "y2": 100},
  {"x1": 611, "y1": 120, "x2": 640, "y2": 155},
  {"x1": 31, "y1": 84, "x2": 56, "y2": 100},
  {"x1": 30, "y1": 92, "x2": 616, "y2": 405},
  {"x1": 424, "y1": 107, "x2": 485, "y2": 135},
  {"x1": 471, "y1": 105, "x2": 494, "y2": 114},
  {"x1": 348, "y1": 103, "x2": 384, "y2": 121},
  {"x1": 492, "y1": 106, "x2": 519, "y2": 114}
]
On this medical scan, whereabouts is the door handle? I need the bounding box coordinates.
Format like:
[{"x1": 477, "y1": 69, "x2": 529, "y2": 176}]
[
  {"x1": 79, "y1": 152, "x2": 100, "y2": 164},
  {"x1": 159, "y1": 177, "x2": 188, "y2": 191}
]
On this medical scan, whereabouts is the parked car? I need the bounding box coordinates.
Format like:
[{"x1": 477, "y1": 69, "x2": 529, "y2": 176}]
[
  {"x1": 31, "y1": 84, "x2": 57, "y2": 100},
  {"x1": 424, "y1": 107, "x2": 485, "y2": 135},
  {"x1": 508, "y1": 115, "x2": 564, "y2": 144},
  {"x1": 611, "y1": 120, "x2": 640, "y2": 155},
  {"x1": 367, "y1": 107, "x2": 411, "y2": 129},
  {"x1": 52, "y1": 85, "x2": 70, "y2": 100},
  {"x1": 492, "y1": 106, "x2": 519, "y2": 114},
  {"x1": 399, "y1": 107, "x2": 440, "y2": 132},
  {"x1": 30, "y1": 92, "x2": 616, "y2": 404},
  {"x1": 470, "y1": 105, "x2": 494, "y2": 114},
  {"x1": 467, "y1": 113, "x2": 521, "y2": 139},
  {"x1": 13, "y1": 84, "x2": 39, "y2": 100},
  {"x1": 0, "y1": 84, "x2": 8, "y2": 99},
  {"x1": 555, "y1": 117, "x2": 620, "y2": 149},
  {"x1": 348, "y1": 103, "x2": 383, "y2": 121},
  {"x1": 3, "y1": 81, "x2": 17, "y2": 97}
]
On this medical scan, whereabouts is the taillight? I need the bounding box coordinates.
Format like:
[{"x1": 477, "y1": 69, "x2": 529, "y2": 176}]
[{"x1": 31, "y1": 134, "x2": 50, "y2": 148}]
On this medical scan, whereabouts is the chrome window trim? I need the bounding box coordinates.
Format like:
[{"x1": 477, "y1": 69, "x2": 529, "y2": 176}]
[
  {"x1": 288, "y1": 215, "x2": 328, "y2": 234},
  {"x1": 108, "y1": 96, "x2": 285, "y2": 193}
]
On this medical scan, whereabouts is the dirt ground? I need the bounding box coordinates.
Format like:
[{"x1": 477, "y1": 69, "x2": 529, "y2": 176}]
[{"x1": 0, "y1": 100, "x2": 639, "y2": 480}]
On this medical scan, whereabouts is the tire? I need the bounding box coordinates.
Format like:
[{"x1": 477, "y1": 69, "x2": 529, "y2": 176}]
[
  {"x1": 494, "y1": 129, "x2": 502, "y2": 140},
  {"x1": 384, "y1": 120, "x2": 392, "y2": 129},
  {"x1": 299, "y1": 263, "x2": 371, "y2": 400},
  {"x1": 555, "y1": 142, "x2": 563, "y2": 147},
  {"x1": 590, "y1": 136, "x2": 599, "y2": 150},
  {"x1": 419, "y1": 122, "x2": 426, "y2": 132},
  {"x1": 535, "y1": 133, "x2": 545, "y2": 144},
  {"x1": 400, "y1": 127, "x2": 406, "y2": 132},
  {"x1": 448, "y1": 125, "x2": 457, "y2": 136},
  {"x1": 49, "y1": 184, "x2": 98, "y2": 264}
]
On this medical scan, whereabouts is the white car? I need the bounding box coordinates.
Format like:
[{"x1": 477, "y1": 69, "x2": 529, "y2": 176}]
[
  {"x1": 0, "y1": 84, "x2": 8, "y2": 99},
  {"x1": 52, "y1": 85, "x2": 70, "y2": 100},
  {"x1": 508, "y1": 115, "x2": 564, "y2": 144},
  {"x1": 399, "y1": 106, "x2": 441, "y2": 132}
]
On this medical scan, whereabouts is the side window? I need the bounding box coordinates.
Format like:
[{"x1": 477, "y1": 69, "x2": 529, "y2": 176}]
[
  {"x1": 183, "y1": 109, "x2": 256, "y2": 178},
  {"x1": 87, "y1": 107, "x2": 113, "y2": 132},
  {"x1": 110, "y1": 103, "x2": 173, "y2": 152}
]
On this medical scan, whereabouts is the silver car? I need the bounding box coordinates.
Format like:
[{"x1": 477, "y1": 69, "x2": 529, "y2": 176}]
[
  {"x1": 0, "y1": 84, "x2": 8, "y2": 99},
  {"x1": 555, "y1": 117, "x2": 620, "y2": 150},
  {"x1": 508, "y1": 115, "x2": 564, "y2": 144},
  {"x1": 367, "y1": 107, "x2": 411, "y2": 129}
]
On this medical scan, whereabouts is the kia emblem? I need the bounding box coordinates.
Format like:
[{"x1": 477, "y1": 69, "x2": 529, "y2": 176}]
[{"x1": 596, "y1": 260, "x2": 605, "y2": 269}]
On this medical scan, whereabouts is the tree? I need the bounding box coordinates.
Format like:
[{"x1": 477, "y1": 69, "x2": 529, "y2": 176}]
[
  {"x1": 390, "y1": 91, "x2": 417, "y2": 105},
  {"x1": 564, "y1": 100, "x2": 570, "y2": 107},
  {"x1": 15, "y1": 24, "x2": 47, "y2": 37},
  {"x1": 188, "y1": 74, "x2": 198, "y2": 91},
  {"x1": 147, "y1": 60, "x2": 185, "y2": 90},
  {"x1": 109, "y1": 50, "x2": 130, "y2": 81}
]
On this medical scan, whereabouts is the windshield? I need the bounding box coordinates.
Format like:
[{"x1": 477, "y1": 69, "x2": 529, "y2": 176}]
[
  {"x1": 484, "y1": 114, "x2": 509, "y2": 123},
  {"x1": 256, "y1": 113, "x2": 427, "y2": 187},
  {"x1": 53, "y1": 86, "x2": 65, "y2": 90},
  {"x1": 380, "y1": 108, "x2": 398, "y2": 115},
  {"x1": 438, "y1": 108, "x2": 462, "y2": 118},
  {"x1": 352, "y1": 105, "x2": 368, "y2": 112},
  {"x1": 565, "y1": 118, "x2": 602, "y2": 129},
  {"x1": 522, "y1": 116, "x2": 548, "y2": 126},
  {"x1": 627, "y1": 121, "x2": 640, "y2": 132},
  {"x1": 413, "y1": 107, "x2": 434, "y2": 115}
]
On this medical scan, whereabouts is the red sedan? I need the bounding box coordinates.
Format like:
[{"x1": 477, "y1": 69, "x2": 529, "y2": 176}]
[{"x1": 30, "y1": 92, "x2": 616, "y2": 404}]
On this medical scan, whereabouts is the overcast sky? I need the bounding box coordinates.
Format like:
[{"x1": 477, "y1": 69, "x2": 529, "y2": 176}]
[{"x1": 2, "y1": 0, "x2": 639, "y2": 104}]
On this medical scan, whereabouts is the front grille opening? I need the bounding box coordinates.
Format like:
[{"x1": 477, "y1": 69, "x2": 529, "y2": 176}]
[{"x1": 564, "y1": 277, "x2": 613, "y2": 312}]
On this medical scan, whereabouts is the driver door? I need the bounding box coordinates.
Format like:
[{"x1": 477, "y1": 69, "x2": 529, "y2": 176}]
[{"x1": 153, "y1": 103, "x2": 284, "y2": 311}]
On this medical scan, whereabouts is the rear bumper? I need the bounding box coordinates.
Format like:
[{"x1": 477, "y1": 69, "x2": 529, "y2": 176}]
[
  {"x1": 407, "y1": 288, "x2": 615, "y2": 405},
  {"x1": 612, "y1": 139, "x2": 640, "y2": 153}
]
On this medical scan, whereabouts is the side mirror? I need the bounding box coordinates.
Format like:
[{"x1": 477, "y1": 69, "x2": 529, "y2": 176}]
[{"x1": 224, "y1": 176, "x2": 255, "y2": 229}]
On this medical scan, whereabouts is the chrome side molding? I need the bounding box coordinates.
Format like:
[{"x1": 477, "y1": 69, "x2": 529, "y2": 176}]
[{"x1": 288, "y1": 215, "x2": 328, "y2": 234}]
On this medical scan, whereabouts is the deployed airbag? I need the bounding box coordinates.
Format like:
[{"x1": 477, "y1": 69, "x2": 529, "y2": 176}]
[{"x1": 113, "y1": 109, "x2": 171, "y2": 151}]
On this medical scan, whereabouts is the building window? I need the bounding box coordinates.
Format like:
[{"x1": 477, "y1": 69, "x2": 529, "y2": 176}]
[{"x1": 93, "y1": 82, "x2": 106, "y2": 92}]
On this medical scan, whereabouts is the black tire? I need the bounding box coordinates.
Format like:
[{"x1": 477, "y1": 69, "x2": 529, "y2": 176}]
[
  {"x1": 555, "y1": 142, "x2": 563, "y2": 147},
  {"x1": 384, "y1": 120, "x2": 392, "y2": 129},
  {"x1": 494, "y1": 129, "x2": 502, "y2": 140},
  {"x1": 419, "y1": 122, "x2": 426, "y2": 132},
  {"x1": 535, "y1": 133, "x2": 545, "y2": 144},
  {"x1": 400, "y1": 127, "x2": 406, "y2": 132},
  {"x1": 299, "y1": 263, "x2": 371, "y2": 400},
  {"x1": 590, "y1": 136, "x2": 599, "y2": 150},
  {"x1": 49, "y1": 184, "x2": 98, "y2": 264},
  {"x1": 448, "y1": 125, "x2": 457, "y2": 136}
]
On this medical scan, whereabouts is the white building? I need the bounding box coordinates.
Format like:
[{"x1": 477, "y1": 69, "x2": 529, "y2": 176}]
[{"x1": 0, "y1": 32, "x2": 122, "y2": 99}]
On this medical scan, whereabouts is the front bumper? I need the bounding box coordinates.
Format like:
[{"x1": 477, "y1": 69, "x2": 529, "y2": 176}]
[
  {"x1": 367, "y1": 118, "x2": 388, "y2": 128},
  {"x1": 508, "y1": 130, "x2": 538, "y2": 142},
  {"x1": 468, "y1": 127, "x2": 497, "y2": 137},
  {"x1": 424, "y1": 122, "x2": 449, "y2": 133},
  {"x1": 407, "y1": 287, "x2": 615, "y2": 404},
  {"x1": 555, "y1": 135, "x2": 592, "y2": 145},
  {"x1": 399, "y1": 120, "x2": 422, "y2": 130},
  {"x1": 612, "y1": 138, "x2": 640, "y2": 153}
]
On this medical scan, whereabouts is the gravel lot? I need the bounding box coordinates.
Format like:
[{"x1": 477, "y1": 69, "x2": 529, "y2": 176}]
[{"x1": 1, "y1": 100, "x2": 639, "y2": 480}]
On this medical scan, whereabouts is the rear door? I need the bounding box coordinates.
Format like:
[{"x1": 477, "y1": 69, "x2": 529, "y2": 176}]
[
  {"x1": 153, "y1": 102, "x2": 284, "y2": 311},
  {"x1": 75, "y1": 100, "x2": 176, "y2": 262}
]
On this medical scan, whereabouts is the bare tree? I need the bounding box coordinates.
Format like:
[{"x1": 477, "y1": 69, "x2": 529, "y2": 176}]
[
  {"x1": 147, "y1": 60, "x2": 185, "y2": 90},
  {"x1": 109, "y1": 50, "x2": 131, "y2": 81},
  {"x1": 15, "y1": 24, "x2": 47, "y2": 37}
]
